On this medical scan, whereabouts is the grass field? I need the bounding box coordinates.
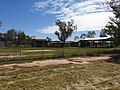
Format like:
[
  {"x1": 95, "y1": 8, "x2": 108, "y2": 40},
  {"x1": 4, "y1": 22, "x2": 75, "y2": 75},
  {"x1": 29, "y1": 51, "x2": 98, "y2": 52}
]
[
  {"x1": 0, "y1": 60, "x2": 120, "y2": 90},
  {"x1": 0, "y1": 47, "x2": 120, "y2": 90},
  {"x1": 0, "y1": 47, "x2": 119, "y2": 65},
  {"x1": 0, "y1": 47, "x2": 119, "y2": 59}
]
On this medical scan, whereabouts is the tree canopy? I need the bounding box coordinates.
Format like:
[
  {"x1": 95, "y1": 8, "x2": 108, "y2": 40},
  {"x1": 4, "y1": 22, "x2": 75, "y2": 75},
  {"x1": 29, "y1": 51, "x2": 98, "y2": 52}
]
[
  {"x1": 6, "y1": 29, "x2": 17, "y2": 43},
  {"x1": 80, "y1": 34, "x2": 87, "y2": 39},
  {"x1": 87, "y1": 31, "x2": 96, "y2": 38},
  {"x1": 18, "y1": 30, "x2": 26, "y2": 44},
  {"x1": 55, "y1": 19, "x2": 77, "y2": 42},
  {"x1": 80, "y1": 31, "x2": 96, "y2": 39},
  {"x1": 99, "y1": 29, "x2": 107, "y2": 37},
  {"x1": 0, "y1": 29, "x2": 33, "y2": 47},
  {"x1": 46, "y1": 37, "x2": 52, "y2": 41},
  {"x1": 102, "y1": 0, "x2": 120, "y2": 46}
]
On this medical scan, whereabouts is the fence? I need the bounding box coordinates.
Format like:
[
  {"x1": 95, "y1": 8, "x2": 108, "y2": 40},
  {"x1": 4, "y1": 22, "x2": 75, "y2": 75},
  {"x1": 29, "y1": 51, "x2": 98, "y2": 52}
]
[{"x1": 0, "y1": 47, "x2": 113, "y2": 61}]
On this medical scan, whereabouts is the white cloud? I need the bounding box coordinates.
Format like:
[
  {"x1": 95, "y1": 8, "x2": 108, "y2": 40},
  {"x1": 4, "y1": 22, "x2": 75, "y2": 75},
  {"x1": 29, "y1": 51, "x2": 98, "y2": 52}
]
[
  {"x1": 33, "y1": 1, "x2": 48, "y2": 11},
  {"x1": 33, "y1": 0, "x2": 113, "y2": 34},
  {"x1": 73, "y1": 12, "x2": 113, "y2": 31},
  {"x1": 37, "y1": 26, "x2": 58, "y2": 34}
]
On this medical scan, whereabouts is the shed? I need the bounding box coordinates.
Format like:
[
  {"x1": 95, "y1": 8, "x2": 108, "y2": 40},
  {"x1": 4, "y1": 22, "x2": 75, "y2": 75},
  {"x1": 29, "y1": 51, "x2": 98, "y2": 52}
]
[{"x1": 74, "y1": 37, "x2": 113, "y2": 47}]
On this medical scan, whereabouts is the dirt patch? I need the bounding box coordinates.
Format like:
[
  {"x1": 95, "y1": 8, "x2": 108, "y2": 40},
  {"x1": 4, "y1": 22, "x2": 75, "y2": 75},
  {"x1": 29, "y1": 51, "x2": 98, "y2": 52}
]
[
  {"x1": 0, "y1": 56, "x2": 111, "y2": 70},
  {"x1": 22, "y1": 50, "x2": 54, "y2": 52},
  {"x1": 68, "y1": 56, "x2": 110, "y2": 62}
]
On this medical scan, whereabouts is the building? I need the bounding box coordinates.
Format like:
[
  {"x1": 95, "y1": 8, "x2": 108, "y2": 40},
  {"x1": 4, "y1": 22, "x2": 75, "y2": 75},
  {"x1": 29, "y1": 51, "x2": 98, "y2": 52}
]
[
  {"x1": 32, "y1": 37, "x2": 48, "y2": 47},
  {"x1": 50, "y1": 41, "x2": 72, "y2": 47},
  {"x1": 74, "y1": 37, "x2": 113, "y2": 47}
]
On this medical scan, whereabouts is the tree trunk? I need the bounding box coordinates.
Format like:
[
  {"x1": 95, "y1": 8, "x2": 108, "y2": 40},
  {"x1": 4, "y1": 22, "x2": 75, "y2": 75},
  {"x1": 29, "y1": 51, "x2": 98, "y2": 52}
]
[
  {"x1": 63, "y1": 40, "x2": 65, "y2": 56},
  {"x1": 61, "y1": 41, "x2": 65, "y2": 47}
]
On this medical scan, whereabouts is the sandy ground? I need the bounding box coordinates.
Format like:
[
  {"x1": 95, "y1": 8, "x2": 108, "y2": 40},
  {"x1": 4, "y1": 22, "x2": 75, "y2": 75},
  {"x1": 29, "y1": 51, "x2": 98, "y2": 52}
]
[
  {"x1": 0, "y1": 56, "x2": 111, "y2": 70},
  {"x1": 22, "y1": 50, "x2": 55, "y2": 52}
]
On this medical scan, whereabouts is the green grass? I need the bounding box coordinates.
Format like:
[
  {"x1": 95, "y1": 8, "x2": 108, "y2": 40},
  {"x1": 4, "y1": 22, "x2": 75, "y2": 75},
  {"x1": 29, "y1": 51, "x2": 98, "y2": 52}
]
[
  {"x1": 0, "y1": 47, "x2": 119, "y2": 62},
  {"x1": 0, "y1": 61, "x2": 120, "y2": 90}
]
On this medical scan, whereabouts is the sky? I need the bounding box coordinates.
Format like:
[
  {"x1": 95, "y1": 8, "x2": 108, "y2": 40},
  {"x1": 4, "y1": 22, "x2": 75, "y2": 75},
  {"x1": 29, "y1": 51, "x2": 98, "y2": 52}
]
[{"x1": 0, "y1": 0, "x2": 113, "y2": 41}]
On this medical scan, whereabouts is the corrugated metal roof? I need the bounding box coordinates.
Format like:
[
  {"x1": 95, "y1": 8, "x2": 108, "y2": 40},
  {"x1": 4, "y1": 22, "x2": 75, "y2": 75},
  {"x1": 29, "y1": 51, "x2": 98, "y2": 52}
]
[
  {"x1": 32, "y1": 37, "x2": 47, "y2": 40},
  {"x1": 74, "y1": 37, "x2": 112, "y2": 42}
]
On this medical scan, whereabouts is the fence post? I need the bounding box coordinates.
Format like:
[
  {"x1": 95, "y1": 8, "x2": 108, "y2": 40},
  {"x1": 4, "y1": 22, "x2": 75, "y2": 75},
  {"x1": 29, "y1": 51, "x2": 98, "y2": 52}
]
[
  {"x1": 41, "y1": 42, "x2": 44, "y2": 58},
  {"x1": 20, "y1": 45, "x2": 21, "y2": 57},
  {"x1": 63, "y1": 47, "x2": 64, "y2": 57}
]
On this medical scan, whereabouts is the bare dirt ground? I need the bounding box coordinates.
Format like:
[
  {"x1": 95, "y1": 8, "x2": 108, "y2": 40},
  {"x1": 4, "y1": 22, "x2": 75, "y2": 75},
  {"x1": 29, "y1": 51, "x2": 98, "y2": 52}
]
[
  {"x1": 0, "y1": 56, "x2": 111, "y2": 70},
  {"x1": 22, "y1": 50, "x2": 55, "y2": 52}
]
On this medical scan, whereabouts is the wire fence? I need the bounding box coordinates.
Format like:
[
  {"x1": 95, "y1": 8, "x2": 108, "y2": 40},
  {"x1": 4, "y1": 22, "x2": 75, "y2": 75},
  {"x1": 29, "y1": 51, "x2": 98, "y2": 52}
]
[{"x1": 0, "y1": 47, "x2": 114, "y2": 61}]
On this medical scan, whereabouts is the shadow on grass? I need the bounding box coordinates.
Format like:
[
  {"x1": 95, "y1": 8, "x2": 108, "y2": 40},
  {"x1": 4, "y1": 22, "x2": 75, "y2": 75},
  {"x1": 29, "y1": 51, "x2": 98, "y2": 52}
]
[{"x1": 106, "y1": 50, "x2": 120, "y2": 64}]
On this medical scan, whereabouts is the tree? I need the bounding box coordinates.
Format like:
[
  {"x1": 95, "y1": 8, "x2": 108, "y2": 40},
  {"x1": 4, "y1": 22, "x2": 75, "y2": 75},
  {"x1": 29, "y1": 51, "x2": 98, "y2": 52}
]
[
  {"x1": 74, "y1": 36, "x2": 79, "y2": 40},
  {"x1": 6, "y1": 29, "x2": 17, "y2": 46},
  {"x1": 46, "y1": 37, "x2": 52, "y2": 47},
  {"x1": 46, "y1": 37, "x2": 52, "y2": 41},
  {"x1": 87, "y1": 31, "x2": 96, "y2": 38},
  {"x1": 80, "y1": 34, "x2": 87, "y2": 39},
  {"x1": 99, "y1": 29, "x2": 107, "y2": 37},
  {"x1": 103, "y1": 0, "x2": 120, "y2": 46},
  {"x1": 26, "y1": 35, "x2": 32, "y2": 46},
  {"x1": 18, "y1": 30, "x2": 26, "y2": 45},
  {"x1": 0, "y1": 33, "x2": 3, "y2": 41},
  {"x1": 55, "y1": 19, "x2": 77, "y2": 47}
]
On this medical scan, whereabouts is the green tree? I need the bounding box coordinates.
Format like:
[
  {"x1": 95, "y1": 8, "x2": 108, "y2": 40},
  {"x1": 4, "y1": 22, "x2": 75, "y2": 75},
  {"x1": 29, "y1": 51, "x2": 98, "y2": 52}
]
[
  {"x1": 55, "y1": 19, "x2": 77, "y2": 47},
  {"x1": 103, "y1": 0, "x2": 120, "y2": 46},
  {"x1": 18, "y1": 30, "x2": 26, "y2": 45},
  {"x1": 6, "y1": 29, "x2": 17, "y2": 46},
  {"x1": 26, "y1": 35, "x2": 32, "y2": 47}
]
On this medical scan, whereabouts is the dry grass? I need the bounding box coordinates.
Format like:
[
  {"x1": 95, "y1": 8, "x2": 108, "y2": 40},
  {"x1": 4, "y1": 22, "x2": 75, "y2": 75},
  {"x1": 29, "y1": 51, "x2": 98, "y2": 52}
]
[{"x1": 0, "y1": 59, "x2": 120, "y2": 90}]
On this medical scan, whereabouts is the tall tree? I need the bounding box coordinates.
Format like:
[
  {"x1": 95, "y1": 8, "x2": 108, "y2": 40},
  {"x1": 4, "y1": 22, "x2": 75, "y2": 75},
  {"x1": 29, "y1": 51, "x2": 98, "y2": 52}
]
[
  {"x1": 103, "y1": 0, "x2": 120, "y2": 46},
  {"x1": 6, "y1": 29, "x2": 17, "y2": 45},
  {"x1": 18, "y1": 30, "x2": 26, "y2": 45},
  {"x1": 55, "y1": 19, "x2": 77, "y2": 46}
]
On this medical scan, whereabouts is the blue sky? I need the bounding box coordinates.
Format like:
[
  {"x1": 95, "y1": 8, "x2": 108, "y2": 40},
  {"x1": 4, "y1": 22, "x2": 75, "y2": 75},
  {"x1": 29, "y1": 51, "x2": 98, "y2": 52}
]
[{"x1": 0, "y1": 0, "x2": 112, "y2": 41}]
